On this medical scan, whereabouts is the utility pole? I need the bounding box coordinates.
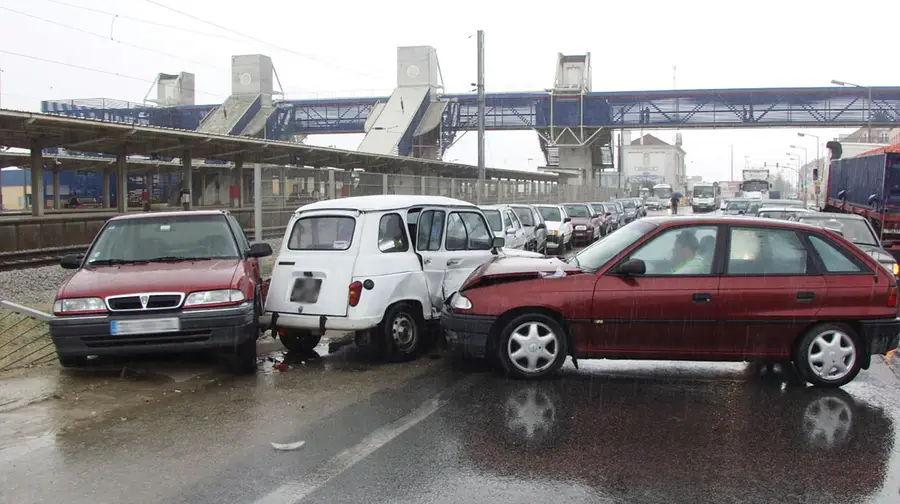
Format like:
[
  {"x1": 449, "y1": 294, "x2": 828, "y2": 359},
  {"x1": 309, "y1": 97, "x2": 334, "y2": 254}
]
[
  {"x1": 476, "y1": 30, "x2": 486, "y2": 205},
  {"x1": 730, "y1": 144, "x2": 734, "y2": 181}
]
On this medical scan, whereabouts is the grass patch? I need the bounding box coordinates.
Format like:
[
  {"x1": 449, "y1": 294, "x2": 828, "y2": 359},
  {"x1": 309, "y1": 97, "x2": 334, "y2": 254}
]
[{"x1": 0, "y1": 309, "x2": 55, "y2": 371}]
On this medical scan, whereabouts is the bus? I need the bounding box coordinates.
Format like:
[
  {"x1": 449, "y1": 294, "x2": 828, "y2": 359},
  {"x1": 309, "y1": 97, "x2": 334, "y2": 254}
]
[{"x1": 652, "y1": 183, "x2": 673, "y2": 200}]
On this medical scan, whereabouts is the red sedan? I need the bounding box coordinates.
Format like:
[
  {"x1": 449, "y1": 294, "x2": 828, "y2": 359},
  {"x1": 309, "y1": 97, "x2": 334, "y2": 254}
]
[{"x1": 441, "y1": 216, "x2": 900, "y2": 387}]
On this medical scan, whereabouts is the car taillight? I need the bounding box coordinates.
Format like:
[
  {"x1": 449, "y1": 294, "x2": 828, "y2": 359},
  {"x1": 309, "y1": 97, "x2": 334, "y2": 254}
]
[
  {"x1": 889, "y1": 286, "x2": 898, "y2": 308},
  {"x1": 348, "y1": 281, "x2": 363, "y2": 307},
  {"x1": 893, "y1": 263, "x2": 899, "y2": 276}
]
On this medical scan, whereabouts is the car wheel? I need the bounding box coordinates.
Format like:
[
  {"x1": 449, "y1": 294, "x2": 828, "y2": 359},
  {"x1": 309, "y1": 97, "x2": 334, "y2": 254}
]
[
  {"x1": 58, "y1": 355, "x2": 88, "y2": 368},
  {"x1": 280, "y1": 330, "x2": 323, "y2": 353},
  {"x1": 793, "y1": 323, "x2": 862, "y2": 388},
  {"x1": 231, "y1": 338, "x2": 258, "y2": 374},
  {"x1": 497, "y1": 313, "x2": 568, "y2": 380},
  {"x1": 381, "y1": 303, "x2": 424, "y2": 362}
]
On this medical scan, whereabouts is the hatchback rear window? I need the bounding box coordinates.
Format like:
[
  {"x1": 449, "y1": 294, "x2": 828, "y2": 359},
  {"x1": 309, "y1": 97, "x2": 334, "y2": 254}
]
[
  {"x1": 512, "y1": 207, "x2": 534, "y2": 226},
  {"x1": 564, "y1": 205, "x2": 591, "y2": 218},
  {"x1": 288, "y1": 216, "x2": 356, "y2": 250}
]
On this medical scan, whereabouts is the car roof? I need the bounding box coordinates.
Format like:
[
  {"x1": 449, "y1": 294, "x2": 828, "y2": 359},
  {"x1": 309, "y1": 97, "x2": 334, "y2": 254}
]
[
  {"x1": 533, "y1": 203, "x2": 562, "y2": 208},
  {"x1": 758, "y1": 207, "x2": 811, "y2": 212},
  {"x1": 296, "y1": 195, "x2": 476, "y2": 213},
  {"x1": 646, "y1": 215, "x2": 825, "y2": 232},
  {"x1": 761, "y1": 199, "x2": 804, "y2": 206},
  {"x1": 797, "y1": 212, "x2": 866, "y2": 221},
  {"x1": 108, "y1": 209, "x2": 229, "y2": 221},
  {"x1": 561, "y1": 202, "x2": 590, "y2": 207}
]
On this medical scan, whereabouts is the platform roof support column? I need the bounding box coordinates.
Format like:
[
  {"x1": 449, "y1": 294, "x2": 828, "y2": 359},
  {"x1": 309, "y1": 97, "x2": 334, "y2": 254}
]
[
  {"x1": 198, "y1": 166, "x2": 207, "y2": 207},
  {"x1": 116, "y1": 147, "x2": 128, "y2": 213},
  {"x1": 327, "y1": 170, "x2": 336, "y2": 200},
  {"x1": 103, "y1": 168, "x2": 112, "y2": 208},
  {"x1": 253, "y1": 163, "x2": 262, "y2": 242},
  {"x1": 234, "y1": 155, "x2": 244, "y2": 208},
  {"x1": 52, "y1": 164, "x2": 61, "y2": 210},
  {"x1": 30, "y1": 139, "x2": 44, "y2": 217},
  {"x1": 382, "y1": 174, "x2": 388, "y2": 195},
  {"x1": 182, "y1": 150, "x2": 193, "y2": 210}
]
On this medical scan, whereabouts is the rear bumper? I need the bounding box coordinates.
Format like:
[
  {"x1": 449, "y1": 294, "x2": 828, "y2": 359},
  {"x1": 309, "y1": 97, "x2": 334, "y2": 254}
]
[
  {"x1": 49, "y1": 303, "x2": 257, "y2": 358},
  {"x1": 860, "y1": 317, "x2": 900, "y2": 355},
  {"x1": 259, "y1": 311, "x2": 381, "y2": 334},
  {"x1": 440, "y1": 305, "x2": 496, "y2": 358}
]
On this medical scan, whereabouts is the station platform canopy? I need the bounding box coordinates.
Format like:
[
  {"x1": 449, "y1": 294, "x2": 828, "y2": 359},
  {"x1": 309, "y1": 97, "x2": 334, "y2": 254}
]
[{"x1": 0, "y1": 109, "x2": 557, "y2": 182}]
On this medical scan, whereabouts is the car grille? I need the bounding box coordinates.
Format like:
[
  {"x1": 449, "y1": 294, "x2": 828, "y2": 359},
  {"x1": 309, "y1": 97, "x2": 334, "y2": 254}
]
[{"x1": 107, "y1": 293, "x2": 184, "y2": 312}]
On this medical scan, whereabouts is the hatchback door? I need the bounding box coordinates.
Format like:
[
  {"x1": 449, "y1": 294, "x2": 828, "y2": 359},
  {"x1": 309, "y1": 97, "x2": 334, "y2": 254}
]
[{"x1": 265, "y1": 211, "x2": 361, "y2": 317}]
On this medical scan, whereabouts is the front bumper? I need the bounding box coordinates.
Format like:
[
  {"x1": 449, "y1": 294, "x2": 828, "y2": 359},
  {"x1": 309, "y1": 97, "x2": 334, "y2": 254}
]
[
  {"x1": 441, "y1": 305, "x2": 496, "y2": 358},
  {"x1": 50, "y1": 302, "x2": 257, "y2": 358},
  {"x1": 860, "y1": 317, "x2": 900, "y2": 356}
]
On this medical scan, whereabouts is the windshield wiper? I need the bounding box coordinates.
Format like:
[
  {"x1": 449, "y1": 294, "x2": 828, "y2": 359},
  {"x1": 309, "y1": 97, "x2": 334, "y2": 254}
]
[
  {"x1": 87, "y1": 258, "x2": 146, "y2": 266},
  {"x1": 146, "y1": 256, "x2": 190, "y2": 263}
]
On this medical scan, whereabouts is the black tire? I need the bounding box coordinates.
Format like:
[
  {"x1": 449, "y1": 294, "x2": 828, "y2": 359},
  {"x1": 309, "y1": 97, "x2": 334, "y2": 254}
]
[
  {"x1": 381, "y1": 303, "x2": 424, "y2": 362},
  {"x1": 58, "y1": 355, "x2": 88, "y2": 368},
  {"x1": 280, "y1": 330, "x2": 322, "y2": 353},
  {"x1": 231, "y1": 338, "x2": 257, "y2": 374},
  {"x1": 496, "y1": 313, "x2": 568, "y2": 380},
  {"x1": 793, "y1": 323, "x2": 862, "y2": 388}
]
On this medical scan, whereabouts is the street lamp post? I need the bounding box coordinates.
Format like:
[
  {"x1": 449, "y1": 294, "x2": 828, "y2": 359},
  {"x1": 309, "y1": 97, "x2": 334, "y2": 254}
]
[
  {"x1": 789, "y1": 144, "x2": 808, "y2": 205},
  {"x1": 785, "y1": 153, "x2": 802, "y2": 195},
  {"x1": 797, "y1": 132, "x2": 821, "y2": 208},
  {"x1": 831, "y1": 79, "x2": 873, "y2": 142}
]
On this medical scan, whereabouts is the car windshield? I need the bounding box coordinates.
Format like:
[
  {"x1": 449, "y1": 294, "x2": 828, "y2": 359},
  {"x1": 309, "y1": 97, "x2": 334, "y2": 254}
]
[
  {"x1": 512, "y1": 207, "x2": 534, "y2": 226},
  {"x1": 564, "y1": 205, "x2": 591, "y2": 218},
  {"x1": 618, "y1": 199, "x2": 636, "y2": 209},
  {"x1": 288, "y1": 215, "x2": 356, "y2": 250},
  {"x1": 538, "y1": 206, "x2": 562, "y2": 221},
  {"x1": 799, "y1": 217, "x2": 878, "y2": 245},
  {"x1": 647, "y1": 197, "x2": 659, "y2": 202},
  {"x1": 482, "y1": 210, "x2": 503, "y2": 231},
  {"x1": 694, "y1": 186, "x2": 714, "y2": 198},
  {"x1": 589, "y1": 204, "x2": 605, "y2": 215},
  {"x1": 571, "y1": 220, "x2": 656, "y2": 271},
  {"x1": 86, "y1": 214, "x2": 240, "y2": 265}
]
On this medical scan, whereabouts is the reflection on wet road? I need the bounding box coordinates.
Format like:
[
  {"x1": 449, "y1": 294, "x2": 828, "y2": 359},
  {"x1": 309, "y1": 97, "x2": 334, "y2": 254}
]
[{"x1": 3, "y1": 346, "x2": 900, "y2": 504}]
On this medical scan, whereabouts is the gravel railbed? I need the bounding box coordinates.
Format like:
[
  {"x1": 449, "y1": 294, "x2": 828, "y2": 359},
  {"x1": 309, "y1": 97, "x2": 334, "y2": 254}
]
[{"x1": 0, "y1": 238, "x2": 284, "y2": 308}]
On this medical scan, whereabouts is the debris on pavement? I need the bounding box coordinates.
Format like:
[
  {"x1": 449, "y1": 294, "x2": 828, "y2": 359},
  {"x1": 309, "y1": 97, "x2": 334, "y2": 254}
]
[{"x1": 270, "y1": 440, "x2": 305, "y2": 451}]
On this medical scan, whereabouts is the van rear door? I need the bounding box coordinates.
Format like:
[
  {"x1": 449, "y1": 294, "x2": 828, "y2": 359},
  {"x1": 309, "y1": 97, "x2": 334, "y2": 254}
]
[{"x1": 267, "y1": 210, "x2": 361, "y2": 317}]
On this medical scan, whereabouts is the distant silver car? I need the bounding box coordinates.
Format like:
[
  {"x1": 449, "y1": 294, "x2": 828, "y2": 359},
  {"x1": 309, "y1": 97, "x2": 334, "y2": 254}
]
[
  {"x1": 480, "y1": 204, "x2": 528, "y2": 250},
  {"x1": 509, "y1": 204, "x2": 548, "y2": 254}
]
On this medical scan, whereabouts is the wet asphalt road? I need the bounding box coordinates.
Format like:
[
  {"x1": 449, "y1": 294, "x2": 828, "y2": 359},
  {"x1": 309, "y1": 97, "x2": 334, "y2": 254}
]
[{"x1": 3, "y1": 346, "x2": 900, "y2": 504}]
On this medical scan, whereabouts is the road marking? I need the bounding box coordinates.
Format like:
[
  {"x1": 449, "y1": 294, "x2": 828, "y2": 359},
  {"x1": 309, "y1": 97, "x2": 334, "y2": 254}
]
[{"x1": 252, "y1": 375, "x2": 476, "y2": 504}]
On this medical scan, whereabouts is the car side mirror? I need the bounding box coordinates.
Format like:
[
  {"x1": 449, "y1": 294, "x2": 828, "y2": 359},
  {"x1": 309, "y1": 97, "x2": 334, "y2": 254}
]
[
  {"x1": 247, "y1": 242, "x2": 273, "y2": 258},
  {"x1": 605, "y1": 212, "x2": 612, "y2": 217},
  {"x1": 563, "y1": 217, "x2": 572, "y2": 223},
  {"x1": 506, "y1": 227, "x2": 516, "y2": 235},
  {"x1": 60, "y1": 254, "x2": 82, "y2": 269},
  {"x1": 491, "y1": 236, "x2": 506, "y2": 249},
  {"x1": 592, "y1": 214, "x2": 600, "y2": 219},
  {"x1": 882, "y1": 240, "x2": 894, "y2": 248},
  {"x1": 536, "y1": 222, "x2": 546, "y2": 230},
  {"x1": 617, "y1": 258, "x2": 646, "y2": 276}
]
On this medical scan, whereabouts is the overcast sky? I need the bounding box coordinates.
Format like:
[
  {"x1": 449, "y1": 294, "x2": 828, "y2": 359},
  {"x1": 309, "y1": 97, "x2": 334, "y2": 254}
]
[{"x1": 1, "y1": 0, "x2": 897, "y2": 183}]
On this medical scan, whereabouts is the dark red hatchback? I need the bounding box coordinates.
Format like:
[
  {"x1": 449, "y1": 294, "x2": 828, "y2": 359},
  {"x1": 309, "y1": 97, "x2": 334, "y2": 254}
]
[{"x1": 442, "y1": 216, "x2": 900, "y2": 387}]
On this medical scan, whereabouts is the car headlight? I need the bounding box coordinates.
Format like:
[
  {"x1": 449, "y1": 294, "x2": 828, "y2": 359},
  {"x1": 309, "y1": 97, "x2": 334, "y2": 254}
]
[
  {"x1": 575, "y1": 225, "x2": 587, "y2": 231},
  {"x1": 184, "y1": 289, "x2": 245, "y2": 307},
  {"x1": 53, "y1": 297, "x2": 106, "y2": 314},
  {"x1": 451, "y1": 293, "x2": 472, "y2": 310}
]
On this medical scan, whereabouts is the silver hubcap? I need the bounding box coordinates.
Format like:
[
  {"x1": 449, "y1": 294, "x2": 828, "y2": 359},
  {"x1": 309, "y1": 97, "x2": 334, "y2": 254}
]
[
  {"x1": 392, "y1": 314, "x2": 416, "y2": 352},
  {"x1": 807, "y1": 330, "x2": 856, "y2": 381},
  {"x1": 505, "y1": 387, "x2": 557, "y2": 440},
  {"x1": 507, "y1": 321, "x2": 559, "y2": 374}
]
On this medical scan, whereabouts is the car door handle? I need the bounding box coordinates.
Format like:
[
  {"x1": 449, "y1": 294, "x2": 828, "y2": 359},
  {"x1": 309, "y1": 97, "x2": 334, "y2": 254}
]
[
  {"x1": 692, "y1": 293, "x2": 712, "y2": 303},
  {"x1": 446, "y1": 258, "x2": 462, "y2": 267},
  {"x1": 797, "y1": 291, "x2": 815, "y2": 302},
  {"x1": 423, "y1": 258, "x2": 432, "y2": 265}
]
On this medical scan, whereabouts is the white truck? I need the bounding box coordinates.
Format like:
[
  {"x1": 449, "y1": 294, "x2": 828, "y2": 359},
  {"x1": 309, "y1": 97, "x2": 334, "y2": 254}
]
[{"x1": 741, "y1": 169, "x2": 770, "y2": 200}]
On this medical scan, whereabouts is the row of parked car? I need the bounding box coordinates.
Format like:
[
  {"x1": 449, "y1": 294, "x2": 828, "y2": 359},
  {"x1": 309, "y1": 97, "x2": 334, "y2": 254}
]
[{"x1": 46, "y1": 194, "x2": 900, "y2": 389}]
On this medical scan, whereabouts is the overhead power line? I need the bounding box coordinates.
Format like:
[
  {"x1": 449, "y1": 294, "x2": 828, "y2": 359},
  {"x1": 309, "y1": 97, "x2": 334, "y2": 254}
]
[
  {"x1": 0, "y1": 4, "x2": 228, "y2": 73},
  {"x1": 0, "y1": 49, "x2": 226, "y2": 99},
  {"x1": 142, "y1": 0, "x2": 381, "y2": 81}
]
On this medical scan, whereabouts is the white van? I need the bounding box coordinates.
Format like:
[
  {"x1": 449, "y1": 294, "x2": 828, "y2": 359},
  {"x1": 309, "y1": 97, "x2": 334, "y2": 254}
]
[{"x1": 262, "y1": 195, "x2": 522, "y2": 361}]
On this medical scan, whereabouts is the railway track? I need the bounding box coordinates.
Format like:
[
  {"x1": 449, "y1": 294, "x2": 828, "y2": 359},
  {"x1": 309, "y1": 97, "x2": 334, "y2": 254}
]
[{"x1": 0, "y1": 227, "x2": 285, "y2": 272}]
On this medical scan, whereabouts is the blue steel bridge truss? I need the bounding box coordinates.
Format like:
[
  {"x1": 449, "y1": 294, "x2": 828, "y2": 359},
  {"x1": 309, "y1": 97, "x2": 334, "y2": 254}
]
[{"x1": 41, "y1": 87, "x2": 900, "y2": 145}]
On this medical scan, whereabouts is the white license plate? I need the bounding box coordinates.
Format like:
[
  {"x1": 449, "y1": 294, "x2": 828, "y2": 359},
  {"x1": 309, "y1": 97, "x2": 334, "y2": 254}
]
[{"x1": 110, "y1": 318, "x2": 180, "y2": 336}]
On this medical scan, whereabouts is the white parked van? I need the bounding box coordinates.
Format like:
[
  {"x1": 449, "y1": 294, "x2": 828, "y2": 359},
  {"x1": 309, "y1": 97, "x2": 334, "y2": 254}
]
[{"x1": 261, "y1": 195, "x2": 515, "y2": 361}]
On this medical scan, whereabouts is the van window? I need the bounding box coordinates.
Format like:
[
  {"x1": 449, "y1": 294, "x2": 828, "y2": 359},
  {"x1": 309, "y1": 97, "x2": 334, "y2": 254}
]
[
  {"x1": 446, "y1": 211, "x2": 493, "y2": 251},
  {"x1": 417, "y1": 210, "x2": 445, "y2": 251},
  {"x1": 378, "y1": 213, "x2": 409, "y2": 253},
  {"x1": 289, "y1": 216, "x2": 355, "y2": 251}
]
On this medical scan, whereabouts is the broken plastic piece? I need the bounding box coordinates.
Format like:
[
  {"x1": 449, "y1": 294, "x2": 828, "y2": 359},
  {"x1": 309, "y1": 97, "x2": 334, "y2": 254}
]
[
  {"x1": 270, "y1": 440, "x2": 306, "y2": 451},
  {"x1": 539, "y1": 267, "x2": 567, "y2": 279}
]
